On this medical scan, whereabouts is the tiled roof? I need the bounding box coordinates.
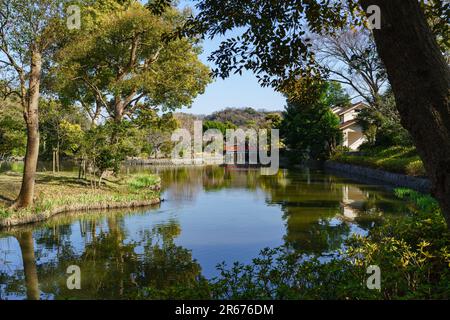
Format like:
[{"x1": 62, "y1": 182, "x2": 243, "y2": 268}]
[
  {"x1": 333, "y1": 102, "x2": 366, "y2": 116},
  {"x1": 340, "y1": 119, "x2": 359, "y2": 129}
]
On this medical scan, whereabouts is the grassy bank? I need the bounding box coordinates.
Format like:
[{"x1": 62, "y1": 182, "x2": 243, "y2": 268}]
[
  {"x1": 331, "y1": 146, "x2": 426, "y2": 176},
  {"x1": 0, "y1": 171, "x2": 161, "y2": 227}
]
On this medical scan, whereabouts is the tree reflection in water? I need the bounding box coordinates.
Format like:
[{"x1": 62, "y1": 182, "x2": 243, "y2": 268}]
[
  {"x1": 157, "y1": 166, "x2": 407, "y2": 255},
  {"x1": 259, "y1": 169, "x2": 407, "y2": 254},
  {"x1": 1, "y1": 210, "x2": 209, "y2": 300},
  {"x1": 0, "y1": 166, "x2": 409, "y2": 299}
]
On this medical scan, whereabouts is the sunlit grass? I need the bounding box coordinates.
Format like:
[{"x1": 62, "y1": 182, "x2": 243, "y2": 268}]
[
  {"x1": 0, "y1": 171, "x2": 161, "y2": 221},
  {"x1": 394, "y1": 188, "x2": 439, "y2": 212},
  {"x1": 331, "y1": 146, "x2": 426, "y2": 176},
  {"x1": 127, "y1": 174, "x2": 160, "y2": 192}
]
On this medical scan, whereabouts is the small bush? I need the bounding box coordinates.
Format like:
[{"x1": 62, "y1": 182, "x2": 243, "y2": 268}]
[
  {"x1": 127, "y1": 175, "x2": 160, "y2": 192},
  {"x1": 405, "y1": 160, "x2": 426, "y2": 176},
  {"x1": 332, "y1": 145, "x2": 351, "y2": 156},
  {"x1": 0, "y1": 208, "x2": 8, "y2": 218}
]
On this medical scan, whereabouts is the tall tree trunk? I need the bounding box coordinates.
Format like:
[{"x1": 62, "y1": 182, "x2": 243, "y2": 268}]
[
  {"x1": 111, "y1": 100, "x2": 125, "y2": 144},
  {"x1": 114, "y1": 101, "x2": 124, "y2": 123},
  {"x1": 360, "y1": 0, "x2": 450, "y2": 227},
  {"x1": 17, "y1": 231, "x2": 40, "y2": 300},
  {"x1": 14, "y1": 50, "x2": 42, "y2": 208}
]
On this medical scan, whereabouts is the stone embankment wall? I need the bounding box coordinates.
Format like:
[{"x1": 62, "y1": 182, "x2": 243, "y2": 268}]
[{"x1": 325, "y1": 161, "x2": 431, "y2": 193}]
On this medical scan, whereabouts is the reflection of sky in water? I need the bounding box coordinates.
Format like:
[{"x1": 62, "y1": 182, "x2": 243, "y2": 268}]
[
  {"x1": 171, "y1": 189, "x2": 285, "y2": 277},
  {"x1": 0, "y1": 167, "x2": 409, "y2": 299}
]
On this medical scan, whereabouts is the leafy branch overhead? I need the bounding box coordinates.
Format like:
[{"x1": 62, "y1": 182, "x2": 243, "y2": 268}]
[
  {"x1": 174, "y1": 0, "x2": 448, "y2": 90},
  {"x1": 177, "y1": 0, "x2": 355, "y2": 88}
]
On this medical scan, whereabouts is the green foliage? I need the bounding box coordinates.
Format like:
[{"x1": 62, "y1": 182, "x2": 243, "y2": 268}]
[
  {"x1": 323, "y1": 81, "x2": 352, "y2": 108},
  {"x1": 365, "y1": 146, "x2": 417, "y2": 158},
  {"x1": 146, "y1": 0, "x2": 173, "y2": 15},
  {"x1": 127, "y1": 175, "x2": 160, "y2": 192},
  {"x1": 0, "y1": 97, "x2": 89, "y2": 162},
  {"x1": 281, "y1": 81, "x2": 346, "y2": 160},
  {"x1": 58, "y1": 120, "x2": 84, "y2": 157},
  {"x1": 421, "y1": 0, "x2": 450, "y2": 61},
  {"x1": 0, "y1": 99, "x2": 26, "y2": 158},
  {"x1": 394, "y1": 189, "x2": 439, "y2": 213},
  {"x1": 345, "y1": 190, "x2": 449, "y2": 299},
  {"x1": 0, "y1": 162, "x2": 24, "y2": 174},
  {"x1": 39, "y1": 99, "x2": 89, "y2": 160},
  {"x1": 0, "y1": 207, "x2": 8, "y2": 218},
  {"x1": 189, "y1": 0, "x2": 349, "y2": 88},
  {"x1": 53, "y1": 0, "x2": 211, "y2": 122},
  {"x1": 210, "y1": 190, "x2": 450, "y2": 300},
  {"x1": 331, "y1": 146, "x2": 426, "y2": 176},
  {"x1": 205, "y1": 107, "x2": 281, "y2": 130},
  {"x1": 189, "y1": 0, "x2": 448, "y2": 88},
  {"x1": 135, "y1": 110, "x2": 179, "y2": 158},
  {"x1": 264, "y1": 113, "x2": 282, "y2": 130},
  {"x1": 83, "y1": 121, "x2": 142, "y2": 176},
  {"x1": 203, "y1": 120, "x2": 237, "y2": 135},
  {"x1": 137, "y1": 270, "x2": 211, "y2": 300},
  {"x1": 405, "y1": 160, "x2": 426, "y2": 177},
  {"x1": 211, "y1": 247, "x2": 381, "y2": 300},
  {"x1": 0, "y1": 0, "x2": 71, "y2": 69},
  {"x1": 357, "y1": 90, "x2": 413, "y2": 148},
  {"x1": 333, "y1": 145, "x2": 351, "y2": 156}
]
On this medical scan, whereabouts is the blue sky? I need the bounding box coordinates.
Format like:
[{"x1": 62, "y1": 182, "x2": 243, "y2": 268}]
[{"x1": 177, "y1": 1, "x2": 286, "y2": 115}]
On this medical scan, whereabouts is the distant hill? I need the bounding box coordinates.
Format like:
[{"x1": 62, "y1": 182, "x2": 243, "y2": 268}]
[{"x1": 204, "y1": 107, "x2": 282, "y2": 129}]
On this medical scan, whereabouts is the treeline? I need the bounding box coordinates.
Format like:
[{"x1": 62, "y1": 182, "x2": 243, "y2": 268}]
[
  {"x1": 0, "y1": 0, "x2": 210, "y2": 207},
  {"x1": 0, "y1": 96, "x2": 185, "y2": 163},
  {"x1": 168, "y1": 109, "x2": 283, "y2": 137},
  {"x1": 205, "y1": 107, "x2": 282, "y2": 129},
  {"x1": 0, "y1": 101, "x2": 285, "y2": 164}
]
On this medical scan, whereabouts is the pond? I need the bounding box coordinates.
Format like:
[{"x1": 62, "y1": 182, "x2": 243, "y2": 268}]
[{"x1": 0, "y1": 166, "x2": 410, "y2": 299}]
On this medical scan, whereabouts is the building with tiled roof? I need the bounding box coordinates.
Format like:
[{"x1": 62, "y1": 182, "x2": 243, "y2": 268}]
[{"x1": 332, "y1": 102, "x2": 367, "y2": 150}]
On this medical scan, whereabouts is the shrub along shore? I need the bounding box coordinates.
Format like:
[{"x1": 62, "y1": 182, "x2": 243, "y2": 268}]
[
  {"x1": 331, "y1": 146, "x2": 426, "y2": 177},
  {"x1": 0, "y1": 172, "x2": 161, "y2": 228}
]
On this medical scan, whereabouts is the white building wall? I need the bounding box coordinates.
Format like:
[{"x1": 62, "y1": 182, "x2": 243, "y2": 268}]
[
  {"x1": 342, "y1": 109, "x2": 358, "y2": 123},
  {"x1": 333, "y1": 103, "x2": 367, "y2": 151},
  {"x1": 342, "y1": 124, "x2": 366, "y2": 150}
]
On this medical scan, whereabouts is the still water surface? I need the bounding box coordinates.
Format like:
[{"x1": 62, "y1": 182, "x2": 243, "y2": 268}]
[{"x1": 0, "y1": 166, "x2": 410, "y2": 299}]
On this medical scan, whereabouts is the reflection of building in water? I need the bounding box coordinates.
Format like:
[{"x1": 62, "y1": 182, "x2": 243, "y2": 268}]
[
  {"x1": 226, "y1": 149, "x2": 259, "y2": 166},
  {"x1": 340, "y1": 185, "x2": 368, "y2": 220}
]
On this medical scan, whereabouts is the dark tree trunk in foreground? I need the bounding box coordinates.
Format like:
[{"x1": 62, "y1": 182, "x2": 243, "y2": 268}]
[
  {"x1": 17, "y1": 231, "x2": 40, "y2": 300},
  {"x1": 14, "y1": 51, "x2": 42, "y2": 208},
  {"x1": 360, "y1": 0, "x2": 450, "y2": 228}
]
